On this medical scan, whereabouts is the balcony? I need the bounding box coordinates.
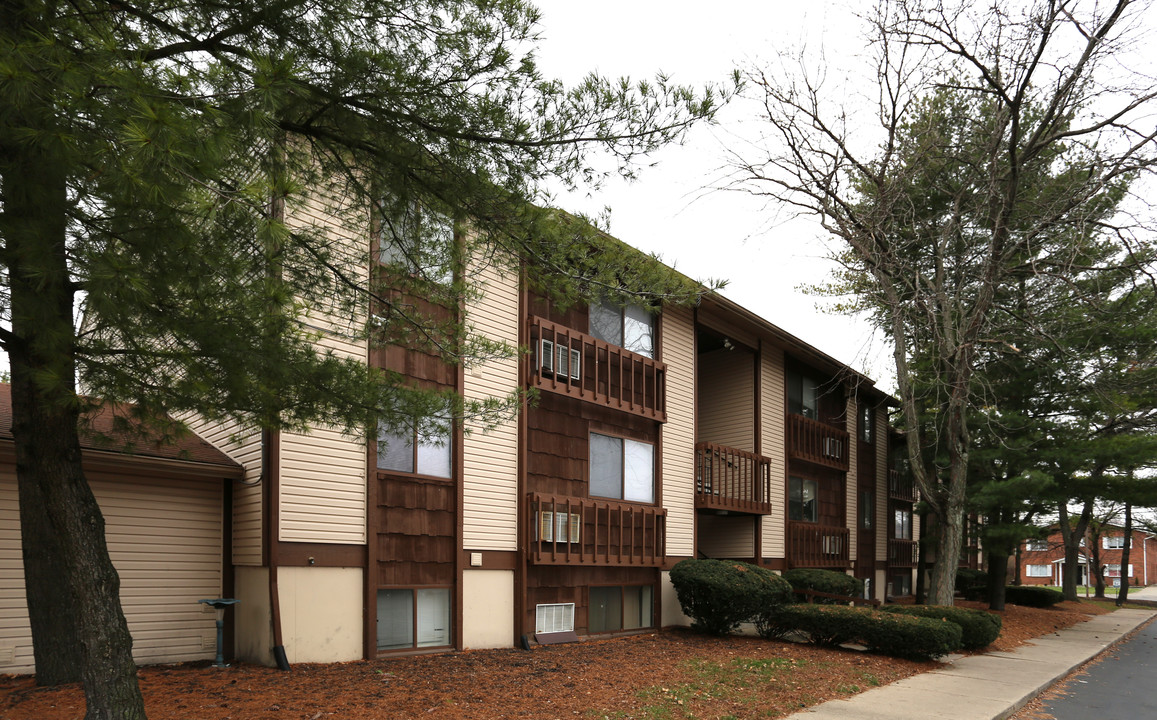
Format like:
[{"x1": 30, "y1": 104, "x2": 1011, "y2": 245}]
[
  {"x1": 528, "y1": 316, "x2": 666, "y2": 422},
  {"x1": 695, "y1": 442, "x2": 773, "y2": 515},
  {"x1": 786, "y1": 414, "x2": 849, "y2": 471},
  {"x1": 528, "y1": 493, "x2": 666, "y2": 567},
  {"x1": 787, "y1": 522, "x2": 850, "y2": 569},
  {"x1": 888, "y1": 470, "x2": 918, "y2": 502},
  {"x1": 888, "y1": 538, "x2": 918, "y2": 568}
]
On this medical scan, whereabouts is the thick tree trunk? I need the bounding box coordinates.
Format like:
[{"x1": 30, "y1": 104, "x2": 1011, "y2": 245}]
[
  {"x1": 1059, "y1": 501, "x2": 1093, "y2": 602},
  {"x1": 987, "y1": 549, "x2": 1009, "y2": 611},
  {"x1": 4, "y1": 33, "x2": 148, "y2": 715},
  {"x1": 1091, "y1": 536, "x2": 1105, "y2": 598},
  {"x1": 1118, "y1": 503, "x2": 1133, "y2": 607}
]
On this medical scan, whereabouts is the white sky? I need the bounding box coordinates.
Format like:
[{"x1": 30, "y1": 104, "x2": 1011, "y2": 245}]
[{"x1": 530, "y1": 1, "x2": 898, "y2": 389}]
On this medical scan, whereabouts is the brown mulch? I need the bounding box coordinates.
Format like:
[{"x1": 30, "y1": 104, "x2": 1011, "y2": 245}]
[{"x1": 0, "y1": 601, "x2": 1115, "y2": 720}]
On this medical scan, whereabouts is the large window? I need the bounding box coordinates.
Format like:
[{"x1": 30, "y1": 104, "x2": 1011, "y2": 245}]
[
  {"x1": 377, "y1": 416, "x2": 452, "y2": 478},
  {"x1": 894, "y1": 508, "x2": 912, "y2": 540},
  {"x1": 376, "y1": 588, "x2": 451, "y2": 651},
  {"x1": 590, "y1": 299, "x2": 655, "y2": 358},
  {"x1": 787, "y1": 370, "x2": 819, "y2": 419},
  {"x1": 589, "y1": 586, "x2": 654, "y2": 633},
  {"x1": 377, "y1": 199, "x2": 454, "y2": 283},
  {"x1": 789, "y1": 476, "x2": 818, "y2": 522},
  {"x1": 1105, "y1": 564, "x2": 1134, "y2": 578},
  {"x1": 590, "y1": 433, "x2": 654, "y2": 503},
  {"x1": 1025, "y1": 539, "x2": 1048, "y2": 552},
  {"x1": 859, "y1": 491, "x2": 874, "y2": 530},
  {"x1": 1025, "y1": 564, "x2": 1051, "y2": 577}
]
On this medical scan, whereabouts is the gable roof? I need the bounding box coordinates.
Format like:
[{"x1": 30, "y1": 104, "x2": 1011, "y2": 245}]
[{"x1": 0, "y1": 384, "x2": 241, "y2": 472}]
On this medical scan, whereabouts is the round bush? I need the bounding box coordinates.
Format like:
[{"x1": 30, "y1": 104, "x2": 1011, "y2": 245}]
[
  {"x1": 782, "y1": 568, "x2": 864, "y2": 602},
  {"x1": 769, "y1": 605, "x2": 963, "y2": 660},
  {"x1": 881, "y1": 604, "x2": 1002, "y2": 649},
  {"x1": 1004, "y1": 585, "x2": 1064, "y2": 608},
  {"x1": 955, "y1": 569, "x2": 988, "y2": 601},
  {"x1": 669, "y1": 559, "x2": 793, "y2": 635}
]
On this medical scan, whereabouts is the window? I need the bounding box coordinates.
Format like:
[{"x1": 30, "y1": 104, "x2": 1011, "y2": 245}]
[
  {"x1": 590, "y1": 299, "x2": 655, "y2": 358},
  {"x1": 1104, "y1": 536, "x2": 1131, "y2": 549},
  {"x1": 377, "y1": 199, "x2": 454, "y2": 283},
  {"x1": 1105, "y1": 564, "x2": 1134, "y2": 578},
  {"x1": 789, "y1": 476, "x2": 818, "y2": 522},
  {"x1": 787, "y1": 370, "x2": 819, "y2": 419},
  {"x1": 590, "y1": 433, "x2": 654, "y2": 503},
  {"x1": 894, "y1": 508, "x2": 912, "y2": 540},
  {"x1": 377, "y1": 416, "x2": 452, "y2": 478},
  {"x1": 376, "y1": 588, "x2": 451, "y2": 651},
  {"x1": 1025, "y1": 539, "x2": 1048, "y2": 552},
  {"x1": 1025, "y1": 564, "x2": 1051, "y2": 577},
  {"x1": 860, "y1": 491, "x2": 874, "y2": 530},
  {"x1": 890, "y1": 573, "x2": 912, "y2": 596},
  {"x1": 860, "y1": 404, "x2": 874, "y2": 444},
  {"x1": 589, "y1": 586, "x2": 654, "y2": 633},
  {"x1": 538, "y1": 338, "x2": 582, "y2": 381}
]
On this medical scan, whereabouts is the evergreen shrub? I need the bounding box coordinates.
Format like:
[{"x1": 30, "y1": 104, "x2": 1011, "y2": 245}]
[
  {"x1": 782, "y1": 568, "x2": 864, "y2": 602},
  {"x1": 956, "y1": 569, "x2": 988, "y2": 601},
  {"x1": 669, "y1": 559, "x2": 793, "y2": 635},
  {"x1": 881, "y1": 604, "x2": 1002, "y2": 649},
  {"x1": 770, "y1": 605, "x2": 963, "y2": 660},
  {"x1": 1004, "y1": 585, "x2": 1064, "y2": 608}
]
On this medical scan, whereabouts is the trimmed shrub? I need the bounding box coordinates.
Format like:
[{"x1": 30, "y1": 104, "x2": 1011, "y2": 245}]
[
  {"x1": 881, "y1": 604, "x2": 1002, "y2": 649},
  {"x1": 782, "y1": 569, "x2": 864, "y2": 603},
  {"x1": 1005, "y1": 585, "x2": 1064, "y2": 608},
  {"x1": 767, "y1": 605, "x2": 962, "y2": 660},
  {"x1": 859, "y1": 611, "x2": 963, "y2": 660},
  {"x1": 669, "y1": 559, "x2": 793, "y2": 635},
  {"x1": 956, "y1": 569, "x2": 988, "y2": 601}
]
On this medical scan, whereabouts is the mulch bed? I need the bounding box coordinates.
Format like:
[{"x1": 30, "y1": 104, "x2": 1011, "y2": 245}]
[{"x1": 0, "y1": 601, "x2": 1113, "y2": 720}]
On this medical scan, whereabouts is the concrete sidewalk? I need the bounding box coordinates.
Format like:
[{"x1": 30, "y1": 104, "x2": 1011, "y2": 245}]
[{"x1": 788, "y1": 607, "x2": 1156, "y2": 720}]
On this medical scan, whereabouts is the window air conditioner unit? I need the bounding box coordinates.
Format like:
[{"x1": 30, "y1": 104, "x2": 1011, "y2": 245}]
[
  {"x1": 536, "y1": 603, "x2": 575, "y2": 634},
  {"x1": 822, "y1": 535, "x2": 843, "y2": 555},
  {"x1": 540, "y1": 339, "x2": 555, "y2": 374},
  {"x1": 554, "y1": 344, "x2": 581, "y2": 381},
  {"x1": 822, "y1": 437, "x2": 843, "y2": 459},
  {"x1": 539, "y1": 511, "x2": 581, "y2": 543}
]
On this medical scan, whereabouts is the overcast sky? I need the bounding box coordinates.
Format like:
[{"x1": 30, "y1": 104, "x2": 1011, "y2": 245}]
[{"x1": 530, "y1": 1, "x2": 897, "y2": 389}]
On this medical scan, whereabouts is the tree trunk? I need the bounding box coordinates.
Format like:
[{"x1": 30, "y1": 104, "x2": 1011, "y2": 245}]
[
  {"x1": 1118, "y1": 502, "x2": 1133, "y2": 607},
  {"x1": 987, "y1": 549, "x2": 1009, "y2": 611},
  {"x1": 1091, "y1": 534, "x2": 1105, "y2": 599},
  {"x1": 914, "y1": 510, "x2": 929, "y2": 604},
  {"x1": 928, "y1": 498, "x2": 965, "y2": 606},
  {"x1": 5, "y1": 29, "x2": 148, "y2": 714},
  {"x1": 1058, "y1": 501, "x2": 1093, "y2": 601}
]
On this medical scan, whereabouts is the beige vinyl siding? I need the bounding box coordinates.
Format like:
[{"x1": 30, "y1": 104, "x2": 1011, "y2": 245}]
[
  {"x1": 697, "y1": 515, "x2": 756, "y2": 558},
  {"x1": 846, "y1": 396, "x2": 858, "y2": 560},
  {"x1": 275, "y1": 186, "x2": 370, "y2": 546},
  {"x1": 696, "y1": 349, "x2": 755, "y2": 451},
  {"x1": 278, "y1": 427, "x2": 367, "y2": 544},
  {"x1": 462, "y1": 257, "x2": 520, "y2": 551},
  {"x1": 179, "y1": 413, "x2": 264, "y2": 566},
  {"x1": 1, "y1": 466, "x2": 223, "y2": 673},
  {"x1": 760, "y1": 346, "x2": 787, "y2": 559},
  {"x1": 876, "y1": 406, "x2": 889, "y2": 563},
  {"x1": 660, "y1": 305, "x2": 696, "y2": 557}
]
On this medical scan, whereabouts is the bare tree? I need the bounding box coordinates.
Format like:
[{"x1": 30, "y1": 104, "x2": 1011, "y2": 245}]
[{"x1": 729, "y1": 0, "x2": 1157, "y2": 604}]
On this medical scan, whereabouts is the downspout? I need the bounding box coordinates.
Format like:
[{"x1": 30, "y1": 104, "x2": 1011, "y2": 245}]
[{"x1": 263, "y1": 429, "x2": 291, "y2": 671}]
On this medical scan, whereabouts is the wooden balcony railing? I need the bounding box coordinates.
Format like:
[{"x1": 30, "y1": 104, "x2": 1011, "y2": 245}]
[
  {"x1": 787, "y1": 522, "x2": 850, "y2": 569},
  {"x1": 529, "y1": 316, "x2": 666, "y2": 422},
  {"x1": 888, "y1": 538, "x2": 918, "y2": 568},
  {"x1": 786, "y1": 414, "x2": 850, "y2": 471},
  {"x1": 528, "y1": 493, "x2": 666, "y2": 567},
  {"x1": 888, "y1": 470, "x2": 918, "y2": 502},
  {"x1": 694, "y1": 442, "x2": 773, "y2": 515}
]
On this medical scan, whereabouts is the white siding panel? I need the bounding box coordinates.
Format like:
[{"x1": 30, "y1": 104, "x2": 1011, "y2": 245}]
[
  {"x1": 660, "y1": 305, "x2": 696, "y2": 557},
  {"x1": 0, "y1": 467, "x2": 223, "y2": 674},
  {"x1": 760, "y1": 347, "x2": 787, "y2": 559},
  {"x1": 698, "y1": 514, "x2": 756, "y2": 558},
  {"x1": 462, "y1": 257, "x2": 520, "y2": 551},
  {"x1": 278, "y1": 426, "x2": 367, "y2": 545},
  {"x1": 177, "y1": 413, "x2": 264, "y2": 566},
  {"x1": 697, "y1": 349, "x2": 755, "y2": 451}
]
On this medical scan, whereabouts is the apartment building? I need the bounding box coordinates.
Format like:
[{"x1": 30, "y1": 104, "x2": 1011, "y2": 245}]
[
  {"x1": 0, "y1": 209, "x2": 917, "y2": 673},
  {"x1": 1019, "y1": 526, "x2": 1157, "y2": 588}
]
